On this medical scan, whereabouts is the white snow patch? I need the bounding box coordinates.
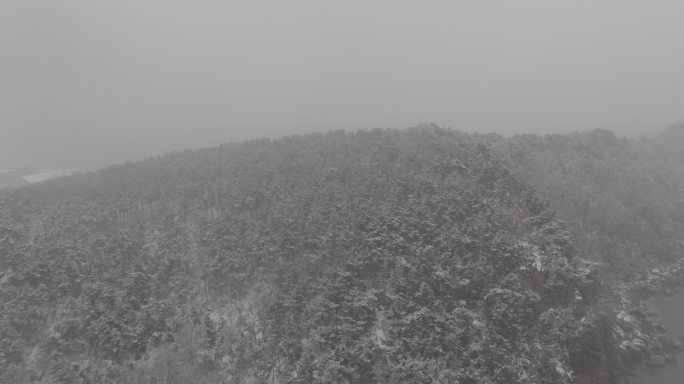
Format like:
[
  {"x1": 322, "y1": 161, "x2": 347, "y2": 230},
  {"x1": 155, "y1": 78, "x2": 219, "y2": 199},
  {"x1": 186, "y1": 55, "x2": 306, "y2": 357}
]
[
  {"x1": 574, "y1": 289, "x2": 583, "y2": 302},
  {"x1": 617, "y1": 310, "x2": 636, "y2": 324},
  {"x1": 555, "y1": 361, "x2": 573, "y2": 379},
  {"x1": 533, "y1": 251, "x2": 543, "y2": 271},
  {"x1": 0, "y1": 269, "x2": 12, "y2": 285},
  {"x1": 23, "y1": 168, "x2": 79, "y2": 183}
]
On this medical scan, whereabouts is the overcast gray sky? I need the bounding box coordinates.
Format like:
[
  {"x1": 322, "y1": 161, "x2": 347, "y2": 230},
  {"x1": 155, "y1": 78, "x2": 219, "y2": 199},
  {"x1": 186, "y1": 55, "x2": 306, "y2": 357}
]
[{"x1": 2, "y1": 0, "x2": 683, "y2": 170}]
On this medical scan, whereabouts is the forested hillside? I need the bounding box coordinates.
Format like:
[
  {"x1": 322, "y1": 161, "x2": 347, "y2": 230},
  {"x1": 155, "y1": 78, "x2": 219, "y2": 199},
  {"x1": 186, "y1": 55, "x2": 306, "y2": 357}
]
[
  {"x1": 1, "y1": 126, "x2": 683, "y2": 383},
  {"x1": 489, "y1": 126, "x2": 684, "y2": 377},
  {"x1": 0, "y1": 128, "x2": 610, "y2": 383},
  {"x1": 491, "y1": 128, "x2": 684, "y2": 281},
  {"x1": 655, "y1": 122, "x2": 684, "y2": 185}
]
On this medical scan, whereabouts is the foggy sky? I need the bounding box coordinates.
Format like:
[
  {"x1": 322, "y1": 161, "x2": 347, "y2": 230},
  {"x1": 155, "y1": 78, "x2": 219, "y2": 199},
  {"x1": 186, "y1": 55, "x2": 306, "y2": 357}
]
[{"x1": 2, "y1": 0, "x2": 683, "y2": 170}]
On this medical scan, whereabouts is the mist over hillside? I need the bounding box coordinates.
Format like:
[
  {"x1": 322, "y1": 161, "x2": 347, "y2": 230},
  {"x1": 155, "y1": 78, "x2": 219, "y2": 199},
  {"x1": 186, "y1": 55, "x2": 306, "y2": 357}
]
[{"x1": 5, "y1": 1, "x2": 684, "y2": 382}]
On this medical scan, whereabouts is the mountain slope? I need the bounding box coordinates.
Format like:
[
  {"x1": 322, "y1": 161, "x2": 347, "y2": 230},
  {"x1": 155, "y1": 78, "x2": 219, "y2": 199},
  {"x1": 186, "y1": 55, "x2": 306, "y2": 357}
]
[
  {"x1": 491, "y1": 129, "x2": 684, "y2": 281},
  {"x1": 0, "y1": 128, "x2": 606, "y2": 383},
  {"x1": 488, "y1": 128, "x2": 684, "y2": 376}
]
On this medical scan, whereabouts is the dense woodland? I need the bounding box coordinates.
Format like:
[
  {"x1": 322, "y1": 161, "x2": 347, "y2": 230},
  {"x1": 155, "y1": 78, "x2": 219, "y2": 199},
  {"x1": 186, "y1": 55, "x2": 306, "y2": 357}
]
[
  {"x1": 492, "y1": 128, "x2": 684, "y2": 280},
  {"x1": 1, "y1": 125, "x2": 683, "y2": 383}
]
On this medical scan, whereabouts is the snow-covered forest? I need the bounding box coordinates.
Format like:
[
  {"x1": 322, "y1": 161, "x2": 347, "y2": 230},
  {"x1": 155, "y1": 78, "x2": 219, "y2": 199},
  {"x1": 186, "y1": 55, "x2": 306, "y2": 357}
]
[{"x1": 1, "y1": 125, "x2": 684, "y2": 383}]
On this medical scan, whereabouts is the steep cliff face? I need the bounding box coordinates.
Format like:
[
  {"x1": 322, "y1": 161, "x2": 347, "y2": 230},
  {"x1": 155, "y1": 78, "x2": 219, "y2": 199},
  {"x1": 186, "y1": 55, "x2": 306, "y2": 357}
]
[{"x1": 0, "y1": 128, "x2": 607, "y2": 383}]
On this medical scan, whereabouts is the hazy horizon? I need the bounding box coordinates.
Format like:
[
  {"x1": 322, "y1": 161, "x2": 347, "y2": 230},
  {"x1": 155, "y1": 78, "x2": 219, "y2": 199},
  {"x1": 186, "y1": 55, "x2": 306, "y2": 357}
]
[{"x1": 2, "y1": 0, "x2": 683, "y2": 170}]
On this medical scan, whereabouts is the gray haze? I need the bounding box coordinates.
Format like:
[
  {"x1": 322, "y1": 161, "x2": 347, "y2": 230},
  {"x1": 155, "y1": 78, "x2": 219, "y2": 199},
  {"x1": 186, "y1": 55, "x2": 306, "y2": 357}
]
[{"x1": 2, "y1": 0, "x2": 683, "y2": 170}]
